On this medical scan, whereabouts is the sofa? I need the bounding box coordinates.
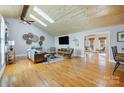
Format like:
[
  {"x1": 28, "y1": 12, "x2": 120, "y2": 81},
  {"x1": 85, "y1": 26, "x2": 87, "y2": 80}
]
[
  {"x1": 57, "y1": 48, "x2": 74, "y2": 59},
  {"x1": 27, "y1": 47, "x2": 45, "y2": 63}
]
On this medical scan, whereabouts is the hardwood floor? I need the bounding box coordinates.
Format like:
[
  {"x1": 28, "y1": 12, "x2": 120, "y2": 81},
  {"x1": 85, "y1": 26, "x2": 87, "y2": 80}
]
[{"x1": 0, "y1": 53, "x2": 124, "y2": 87}]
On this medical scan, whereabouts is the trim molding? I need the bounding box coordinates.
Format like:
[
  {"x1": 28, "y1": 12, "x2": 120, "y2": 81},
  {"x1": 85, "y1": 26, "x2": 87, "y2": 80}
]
[
  {"x1": 110, "y1": 59, "x2": 115, "y2": 63},
  {"x1": 109, "y1": 59, "x2": 124, "y2": 65},
  {"x1": 0, "y1": 64, "x2": 6, "y2": 79},
  {"x1": 16, "y1": 54, "x2": 27, "y2": 57}
]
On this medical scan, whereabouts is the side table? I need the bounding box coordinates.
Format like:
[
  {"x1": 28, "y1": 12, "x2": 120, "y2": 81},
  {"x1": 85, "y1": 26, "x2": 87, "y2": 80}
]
[{"x1": 7, "y1": 51, "x2": 16, "y2": 64}]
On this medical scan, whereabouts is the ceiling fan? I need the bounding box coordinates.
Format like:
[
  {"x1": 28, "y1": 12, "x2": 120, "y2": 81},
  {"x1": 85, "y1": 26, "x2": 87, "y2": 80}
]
[{"x1": 20, "y1": 5, "x2": 35, "y2": 25}]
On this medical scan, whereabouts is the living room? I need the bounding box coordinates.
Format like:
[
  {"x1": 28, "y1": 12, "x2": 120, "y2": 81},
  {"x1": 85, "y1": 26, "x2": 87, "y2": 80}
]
[{"x1": 0, "y1": 5, "x2": 124, "y2": 87}]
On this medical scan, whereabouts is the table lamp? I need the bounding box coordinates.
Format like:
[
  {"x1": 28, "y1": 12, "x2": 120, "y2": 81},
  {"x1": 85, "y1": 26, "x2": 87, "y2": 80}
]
[{"x1": 8, "y1": 40, "x2": 15, "y2": 51}]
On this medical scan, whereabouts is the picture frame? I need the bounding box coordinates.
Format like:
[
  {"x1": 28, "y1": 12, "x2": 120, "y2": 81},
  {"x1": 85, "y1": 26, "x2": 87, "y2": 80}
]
[{"x1": 117, "y1": 31, "x2": 124, "y2": 42}]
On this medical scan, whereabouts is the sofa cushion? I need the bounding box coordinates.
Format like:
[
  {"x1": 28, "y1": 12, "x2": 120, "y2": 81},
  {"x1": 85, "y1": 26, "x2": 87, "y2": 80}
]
[{"x1": 35, "y1": 47, "x2": 42, "y2": 51}]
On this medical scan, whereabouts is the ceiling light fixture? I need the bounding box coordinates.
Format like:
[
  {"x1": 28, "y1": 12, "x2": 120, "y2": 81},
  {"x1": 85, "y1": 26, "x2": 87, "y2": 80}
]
[
  {"x1": 29, "y1": 14, "x2": 47, "y2": 27},
  {"x1": 33, "y1": 6, "x2": 55, "y2": 23}
]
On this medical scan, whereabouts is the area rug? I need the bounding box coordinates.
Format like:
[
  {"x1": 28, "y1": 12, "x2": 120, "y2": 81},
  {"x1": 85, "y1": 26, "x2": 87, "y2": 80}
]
[{"x1": 42, "y1": 55, "x2": 65, "y2": 64}]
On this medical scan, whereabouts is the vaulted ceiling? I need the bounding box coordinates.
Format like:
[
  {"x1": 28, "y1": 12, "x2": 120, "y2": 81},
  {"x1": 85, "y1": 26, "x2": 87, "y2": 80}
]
[
  {"x1": 0, "y1": 5, "x2": 23, "y2": 18},
  {"x1": 0, "y1": 5, "x2": 124, "y2": 36}
]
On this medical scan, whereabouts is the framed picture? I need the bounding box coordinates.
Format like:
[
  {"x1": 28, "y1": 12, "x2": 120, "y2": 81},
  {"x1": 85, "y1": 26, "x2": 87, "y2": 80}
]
[{"x1": 117, "y1": 31, "x2": 124, "y2": 42}]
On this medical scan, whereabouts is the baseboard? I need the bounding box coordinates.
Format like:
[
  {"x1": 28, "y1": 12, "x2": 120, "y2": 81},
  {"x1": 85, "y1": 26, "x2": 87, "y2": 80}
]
[
  {"x1": 109, "y1": 59, "x2": 124, "y2": 65},
  {"x1": 80, "y1": 54, "x2": 85, "y2": 58},
  {"x1": 110, "y1": 59, "x2": 115, "y2": 63},
  {"x1": 0, "y1": 64, "x2": 6, "y2": 79},
  {"x1": 16, "y1": 54, "x2": 27, "y2": 57}
]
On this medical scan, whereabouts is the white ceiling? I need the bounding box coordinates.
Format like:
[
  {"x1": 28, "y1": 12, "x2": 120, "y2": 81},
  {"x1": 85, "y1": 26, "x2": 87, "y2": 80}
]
[
  {"x1": 26, "y1": 5, "x2": 124, "y2": 36},
  {"x1": 0, "y1": 5, "x2": 124, "y2": 36},
  {"x1": 0, "y1": 5, "x2": 23, "y2": 18}
]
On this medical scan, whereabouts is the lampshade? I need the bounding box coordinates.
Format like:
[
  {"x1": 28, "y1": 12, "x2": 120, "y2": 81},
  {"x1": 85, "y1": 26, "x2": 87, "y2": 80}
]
[{"x1": 8, "y1": 40, "x2": 15, "y2": 46}]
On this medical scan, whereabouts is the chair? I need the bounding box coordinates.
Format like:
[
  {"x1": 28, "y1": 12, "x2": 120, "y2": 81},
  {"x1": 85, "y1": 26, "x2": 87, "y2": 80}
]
[
  {"x1": 111, "y1": 46, "x2": 124, "y2": 75},
  {"x1": 50, "y1": 47, "x2": 56, "y2": 53},
  {"x1": 49, "y1": 47, "x2": 56, "y2": 59},
  {"x1": 64, "y1": 48, "x2": 74, "y2": 59},
  {"x1": 99, "y1": 47, "x2": 105, "y2": 53}
]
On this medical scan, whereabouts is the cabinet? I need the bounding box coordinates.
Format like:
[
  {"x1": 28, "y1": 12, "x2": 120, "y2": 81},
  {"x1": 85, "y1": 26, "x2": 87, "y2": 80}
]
[{"x1": 7, "y1": 51, "x2": 16, "y2": 64}]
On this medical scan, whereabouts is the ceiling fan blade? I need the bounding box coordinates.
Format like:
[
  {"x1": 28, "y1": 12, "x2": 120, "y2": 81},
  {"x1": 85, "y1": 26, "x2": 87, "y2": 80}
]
[
  {"x1": 27, "y1": 20, "x2": 35, "y2": 23},
  {"x1": 26, "y1": 21, "x2": 32, "y2": 25}
]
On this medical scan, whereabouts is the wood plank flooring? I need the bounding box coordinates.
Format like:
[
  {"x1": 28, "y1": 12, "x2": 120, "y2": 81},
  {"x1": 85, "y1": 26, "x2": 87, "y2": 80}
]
[{"x1": 0, "y1": 53, "x2": 124, "y2": 87}]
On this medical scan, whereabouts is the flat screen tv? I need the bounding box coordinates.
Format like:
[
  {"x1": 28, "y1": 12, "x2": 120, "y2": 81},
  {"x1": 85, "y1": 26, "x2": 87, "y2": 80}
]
[{"x1": 59, "y1": 36, "x2": 69, "y2": 45}]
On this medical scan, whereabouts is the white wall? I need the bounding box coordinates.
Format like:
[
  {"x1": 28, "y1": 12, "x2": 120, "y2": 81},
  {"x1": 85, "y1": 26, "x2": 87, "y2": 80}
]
[
  {"x1": 7, "y1": 19, "x2": 55, "y2": 56},
  {"x1": 0, "y1": 16, "x2": 6, "y2": 79},
  {"x1": 55, "y1": 24, "x2": 124, "y2": 59}
]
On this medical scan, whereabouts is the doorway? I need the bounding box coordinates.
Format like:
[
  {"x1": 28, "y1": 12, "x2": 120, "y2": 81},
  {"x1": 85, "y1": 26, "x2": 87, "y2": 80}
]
[{"x1": 84, "y1": 33, "x2": 109, "y2": 63}]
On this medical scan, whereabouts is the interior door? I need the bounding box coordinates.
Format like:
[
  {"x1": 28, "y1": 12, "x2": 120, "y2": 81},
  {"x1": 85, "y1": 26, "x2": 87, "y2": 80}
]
[{"x1": 84, "y1": 33, "x2": 109, "y2": 60}]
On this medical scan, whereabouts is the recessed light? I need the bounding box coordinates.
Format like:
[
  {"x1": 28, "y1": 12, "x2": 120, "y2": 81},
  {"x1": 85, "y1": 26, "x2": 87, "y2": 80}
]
[
  {"x1": 29, "y1": 14, "x2": 47, "y2": 27},
  {"x1": 33, "y1": 6, "x2": 55, "y2": 23}
]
